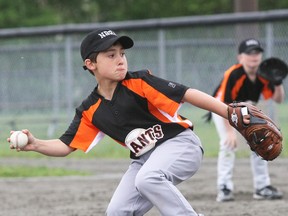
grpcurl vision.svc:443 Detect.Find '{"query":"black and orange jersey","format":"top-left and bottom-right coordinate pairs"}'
top-left (60, 70), bottom-right (192, 158)
top-left (213, 64), bottom-right (274, 104)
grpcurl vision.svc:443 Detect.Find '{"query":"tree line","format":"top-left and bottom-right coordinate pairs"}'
top-left (0, 0), bottom-right (287, 28)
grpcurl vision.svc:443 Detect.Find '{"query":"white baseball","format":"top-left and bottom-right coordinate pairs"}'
top-left (10, 131), bottom-right (28, 148)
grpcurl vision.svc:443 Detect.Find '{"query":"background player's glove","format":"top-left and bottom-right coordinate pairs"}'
top-left (227, 102), bottom-right (282, 161)
top-left (258, 57), bottom-right (288, 86)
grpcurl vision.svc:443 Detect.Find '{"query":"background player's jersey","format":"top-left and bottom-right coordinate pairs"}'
top-left (60, 70), bottom-right (192, 158)
top-left (213, 64), bottom-right (274, 104)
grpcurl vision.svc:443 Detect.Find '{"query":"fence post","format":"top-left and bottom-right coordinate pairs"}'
top-left (47, 50), bottom-right (60, 137)
top-left (65, 36), bottom-right (74, 121)
top-left (158, 29), bottom-right (166, 78)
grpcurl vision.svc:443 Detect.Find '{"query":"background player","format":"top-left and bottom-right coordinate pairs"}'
top-left (7, 28), bottom-right (238, 216)
top-left (210, 38), bottom-right (285, 202)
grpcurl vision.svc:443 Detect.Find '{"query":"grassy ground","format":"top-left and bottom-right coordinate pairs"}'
top-left (0, 102), bottom-right (287, 177)
top-left (0, 165), bottom-right (90, 177)
top-left (0, 102), bottom-right (287, 159)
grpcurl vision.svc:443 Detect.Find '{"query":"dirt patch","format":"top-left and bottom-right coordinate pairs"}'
top-left (0, 157), bottom-right (287, 216)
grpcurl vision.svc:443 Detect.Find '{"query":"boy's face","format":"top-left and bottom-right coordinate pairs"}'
top-left (93, 43), bottom-right (128, 81)
top-left (238, 50), bottom-right (263, 74)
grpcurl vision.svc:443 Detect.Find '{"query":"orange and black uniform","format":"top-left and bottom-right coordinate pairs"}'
top-left (60, 70), bottom-right (192, 158)
top-left (213, 64), bottom-right (274, 103)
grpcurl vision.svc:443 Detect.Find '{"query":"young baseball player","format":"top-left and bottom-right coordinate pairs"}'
top-left (210, 38), bottom-right (285, 202)
top-left (9, 28), bottom-right (239, 216)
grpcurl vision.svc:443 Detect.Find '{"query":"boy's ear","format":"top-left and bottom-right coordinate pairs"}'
top-left (84, 59), bottom-right (97, 71)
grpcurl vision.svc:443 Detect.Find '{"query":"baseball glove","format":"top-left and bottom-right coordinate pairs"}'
top-left (227, 102), bottom-right (282, 161)
top-left (258, 57), bottom-right (288, 85)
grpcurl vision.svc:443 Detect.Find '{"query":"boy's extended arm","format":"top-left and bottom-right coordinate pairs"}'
top-left (183, 88), bottom-right (228, 119)
top-left (9, 129), bottom-right (75, 157)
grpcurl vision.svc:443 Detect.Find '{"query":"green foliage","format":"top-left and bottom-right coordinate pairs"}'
top-left (259, 0), bottom-right (288, 10)
top-left (0, 0), bottom-right (288, 28)
top-left (96, 0), bottom-right (233, 21)
top-left (0, 0), bottom-right (99, 28)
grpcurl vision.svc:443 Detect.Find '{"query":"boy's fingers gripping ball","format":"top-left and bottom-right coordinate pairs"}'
top-left (10, 131), bottom-right (28, 148)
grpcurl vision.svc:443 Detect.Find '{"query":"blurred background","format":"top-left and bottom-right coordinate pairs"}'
top-left (0, 0), bottom-right (288, 157)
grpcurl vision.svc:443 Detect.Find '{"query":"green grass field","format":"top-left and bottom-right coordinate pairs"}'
top-left (0, 102), bottom-right (287, 177)
top-left (0, 102), bottom-right (287, 159)
top-left (0, 103), bottom-right (288, 158)
top-left (0, 165), bottom-right (90, 177)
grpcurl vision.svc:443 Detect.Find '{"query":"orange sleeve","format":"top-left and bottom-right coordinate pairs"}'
top-left (69, 99), bottom-right (103, 152)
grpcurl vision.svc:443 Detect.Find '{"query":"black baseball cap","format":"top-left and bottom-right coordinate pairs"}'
top-left (238, 38), bottom-right (264, 54)
top-left (80, 28), bottom-right (134, 61)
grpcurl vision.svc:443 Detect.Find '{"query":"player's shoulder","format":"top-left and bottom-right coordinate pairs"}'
top-left (226, 64), bottom-right (243, 73)
top-left (225, 64), bottom-right (245, 78)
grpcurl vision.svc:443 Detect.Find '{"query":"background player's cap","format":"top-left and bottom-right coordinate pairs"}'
top-left (238, 38), bottom-right (264, 54)
top-left (80, 28), bottom-right (134, 61)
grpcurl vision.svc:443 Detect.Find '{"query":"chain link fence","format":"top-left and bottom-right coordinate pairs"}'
top-left (0, 10), bottom-right (288, 137)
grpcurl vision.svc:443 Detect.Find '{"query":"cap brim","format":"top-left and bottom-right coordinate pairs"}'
top-left (96, 36), bottom-right (134, 52)
top-left (244, 46), bottom-right (264, 53)
top-left (117, 36), bottom-right (134, 49)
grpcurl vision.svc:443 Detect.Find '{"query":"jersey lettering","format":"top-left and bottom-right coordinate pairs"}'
top-left (129, 141), bottom-right (144, 153)
top-left (125, 125), bottom-right (164, 156)
top-left (153, 125), bottom-right (164, 139)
